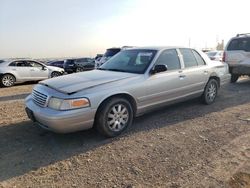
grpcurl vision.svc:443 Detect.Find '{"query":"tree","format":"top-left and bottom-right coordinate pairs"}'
top-left (216, 40), bottom-right (224, 50)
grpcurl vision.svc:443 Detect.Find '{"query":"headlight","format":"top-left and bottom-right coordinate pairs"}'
top-left (48, 97), bottom-right (90, 110)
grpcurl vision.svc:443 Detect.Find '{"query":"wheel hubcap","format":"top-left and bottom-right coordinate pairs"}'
top-left (107, 104), bottom-right (129, 132)
top-left (76, 68), bottom-right (82, 72)
top-left (2, 75), bottom-right (14, 86)
top-left (52, 72), bottom-right (60, 77)
top-left (207, 83), bottom-right (216, 101)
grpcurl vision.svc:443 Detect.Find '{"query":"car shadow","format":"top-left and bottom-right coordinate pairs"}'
top-left (0, 93), bottom-right (30, 102)
top-left (0, 79), bottom-right (250, 182)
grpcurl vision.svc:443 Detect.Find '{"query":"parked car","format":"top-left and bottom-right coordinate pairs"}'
top-left (224, 33), bottom-right (250, 83)
top-left (94, 54), bottom-right (103, 60)
top-left (63, 58), bottom-right (94, 73)
top-left (48, 60), bottom-right (64, 68)
top-left (95, 48), bottom-right (121, 68)
top-left (206, 51), bottom-right (223, 61)
top-left (25, 47), bottom-right (231, 137)
top-left (0, 59), bottom-right (64, 87)
top-left (75, 58), bottom-right (95, 72)
top-left (63, 59), bottom-right (76, 74)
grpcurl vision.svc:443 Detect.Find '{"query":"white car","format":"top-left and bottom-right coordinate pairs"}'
top-left (224, 33), bottom-right (250, 82)
top-left (0, 59), bottom-right (64, 87)
top-left (206, 51), bottom-right (223, 61)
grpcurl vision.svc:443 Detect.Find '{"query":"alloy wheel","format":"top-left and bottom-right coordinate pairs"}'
top-left (206, 82), bottom-right (217, 102)
top-left (107, 104), bottom-right (129, 132)
top-left (51, 72), bottom-right (61, 78)
top-left (2, 75), bottom-right (15, 87)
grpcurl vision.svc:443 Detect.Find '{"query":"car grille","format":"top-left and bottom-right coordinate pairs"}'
top-left (32, 90), bottom-right (48, 107)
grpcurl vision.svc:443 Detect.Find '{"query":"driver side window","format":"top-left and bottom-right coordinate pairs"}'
top-left (155, 49), bottom-right (181, 71)
top-left (28, 61), bottom-right (43, 68)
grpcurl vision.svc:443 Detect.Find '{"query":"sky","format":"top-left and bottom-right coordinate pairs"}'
top-left (0, 0), bottom-right (249, 58)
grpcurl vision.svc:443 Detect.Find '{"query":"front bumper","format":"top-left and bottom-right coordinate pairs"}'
top-left (25, 95), bottom-right (96, 133)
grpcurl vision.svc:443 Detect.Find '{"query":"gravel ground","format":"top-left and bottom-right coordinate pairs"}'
top-left (0, 78), bottom-right (250, 188)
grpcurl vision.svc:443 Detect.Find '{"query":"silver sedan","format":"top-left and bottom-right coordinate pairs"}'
top-left (25, 47), bottom-right (231, 137)
top-left (0, 59), bottom-right (64, 87)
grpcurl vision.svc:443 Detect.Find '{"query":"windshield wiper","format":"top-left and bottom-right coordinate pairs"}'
top-left (97, 67), bottom-right (127, 72)
top-left (97, 67), bottom-right (108, 71)
top-left (105, 68), bottom-right (127, 72)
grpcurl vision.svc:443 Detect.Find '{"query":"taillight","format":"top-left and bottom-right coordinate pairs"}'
top-left (222, 51), bottom-right (226, 62)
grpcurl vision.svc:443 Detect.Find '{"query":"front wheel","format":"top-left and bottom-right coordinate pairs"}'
top-left (202, 79), bottom-right (218, 105)
top-left (51, 71), bottom-right (62, 78)
top-left (95, 97), bottom-right (134, 137)
top-left (1, 74), bottom-right (16, 87)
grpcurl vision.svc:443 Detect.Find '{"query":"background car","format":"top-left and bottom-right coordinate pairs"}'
top-left (0, 59), bottom-right (64, 87)
top-left (48, 60), bottom-right (64, 68)
top-left (206, 51), bottom-right (223, 61)
top-left (95, 48), bottom-right (121, 68)
top-left (75, 58), bottom-right (95, 72)
top-left (224, 33), bottom-right (250, 83)
top-left (25, 47), bottom-right (231, 137)
top-left (63, 59), bottom-right (76, 74)
top-left (63, 58), bottom-right (94, 73)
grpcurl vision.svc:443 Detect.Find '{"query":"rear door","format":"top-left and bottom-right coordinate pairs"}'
top-left (178, 48), bottom-right (209, 95)
top-left (226, 37), bottom-right (250, 65)
top-left (8, 61), bottom-right (32, 80)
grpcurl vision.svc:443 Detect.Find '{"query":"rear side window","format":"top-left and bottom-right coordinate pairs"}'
top-left (227, 38), bottom-right (250, 52)
top-left (179, 49), bottom-right (198, 68)
top-left (9, 61), bottom-right (29, 67)
top-left (155, 49), bottom-right (181, 71)
top-left (193, 50), bottom-right (206, 66)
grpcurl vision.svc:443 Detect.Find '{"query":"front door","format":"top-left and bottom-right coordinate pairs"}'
top-left (27, 61), bottom-right (49, 80)
top-left (140, 49), bottom-right (184, 108)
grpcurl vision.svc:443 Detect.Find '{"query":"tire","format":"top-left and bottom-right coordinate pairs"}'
top-left (95, 97), bottom-right (134, 137)
top-left (230, 74), bottom-right (239, 83)
top-left (202, 79), bottom-right (218, 105)
top-left (51, 71), bottom-right (61, 78)
top-left (76, 67), bottom-right (84, 72)
top-left (0, 74), bottom-right (16, 87)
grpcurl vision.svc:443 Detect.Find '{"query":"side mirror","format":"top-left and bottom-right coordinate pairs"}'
top-left (42, 66), bottom-right (47, 71)
top-left (151, 64), bottom-right (168, 74)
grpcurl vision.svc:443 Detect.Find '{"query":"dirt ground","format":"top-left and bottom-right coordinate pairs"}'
top-left (0, 78), bottom-right (250, 188)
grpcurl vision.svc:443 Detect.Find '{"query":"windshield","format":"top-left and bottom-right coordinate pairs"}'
top-left (100, 49), bottom-right (157, 74)
top-left (227, 38), bottom-right (250, 52)
top-left (0, 60), bottom-right (5, 64)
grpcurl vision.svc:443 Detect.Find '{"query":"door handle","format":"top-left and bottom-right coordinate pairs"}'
top-left (204, 70), bottom-right (209, 74)
top-left (12, 69), bottom-right (16, 71)
top-left (30, 69), bottom-right (35, 71)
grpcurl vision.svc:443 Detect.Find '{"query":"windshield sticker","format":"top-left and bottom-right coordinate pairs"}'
top-left (139, 52), bottom-right (153, 56)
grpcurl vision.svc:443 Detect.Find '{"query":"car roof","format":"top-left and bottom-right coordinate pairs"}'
top-left (124, 46), bottom-right (188, 51)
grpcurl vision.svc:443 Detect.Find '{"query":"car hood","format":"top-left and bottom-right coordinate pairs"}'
top-left (47, 65), bottom-right (64, 72)
top-left (39, 70), bottom-right (139, 94)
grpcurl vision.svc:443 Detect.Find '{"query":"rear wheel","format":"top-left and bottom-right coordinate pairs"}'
top-left (0, 74), bottom-right (15, 87)
top-left (76, 67), bottom-right (84, 72)
top-left (51, 71), bottom-right (61, 78)
top-left (95, 97), bottom-right (134, 137)
top-left (202, 79), bottom-right (218, 105)
top-left (230, 74), bottom-right (239, 83)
